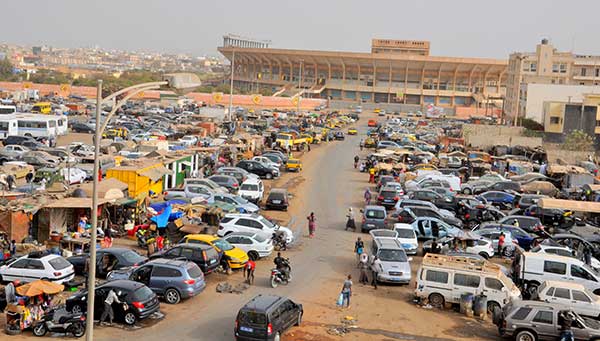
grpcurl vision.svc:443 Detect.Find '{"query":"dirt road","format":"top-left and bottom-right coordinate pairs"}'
top-left (7, 113), bottom-right (500, 340)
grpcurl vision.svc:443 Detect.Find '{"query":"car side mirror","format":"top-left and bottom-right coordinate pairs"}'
top-left (408, 257), bottom-right (413, 262)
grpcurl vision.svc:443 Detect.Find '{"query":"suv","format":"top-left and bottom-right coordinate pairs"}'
top-left (239, 178), bottom-right (264, 203)
top-left (106, 258), bottom-right (206, 304)
top-left (236, 160), bottom-right (279, 179)
top-left (371, 237), bottom-right (412, 284)
top-left (218, 213), bottom-right (294, 244)
top-left (235, 294), bottom-right (303, 341)
top-left (149, 243), bottom-right (221, 274)
top-left (265, 188), bottom-right (289, 211)
top-left (0, 252), bottom-right (75, 284)
top-left (498, 300), bottom-right (600, 341)
top-left (361, 205), bottom-right (387, 233)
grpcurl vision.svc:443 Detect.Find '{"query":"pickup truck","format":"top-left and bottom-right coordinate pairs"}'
top-left (276, 133), bottom-right (309, 150)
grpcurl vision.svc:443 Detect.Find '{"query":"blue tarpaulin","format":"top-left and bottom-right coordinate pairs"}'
top-left (150, 205), bottom-right (172, 228)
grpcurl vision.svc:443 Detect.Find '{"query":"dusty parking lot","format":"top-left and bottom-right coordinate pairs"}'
top-left (2, 112), bottom-right (502, 340)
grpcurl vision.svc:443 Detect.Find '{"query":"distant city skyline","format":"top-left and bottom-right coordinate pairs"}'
top-left (1, 0), bottom-right (599, 58)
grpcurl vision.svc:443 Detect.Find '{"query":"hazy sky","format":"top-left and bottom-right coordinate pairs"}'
top-left (2, 0), bottom-right (598, 59)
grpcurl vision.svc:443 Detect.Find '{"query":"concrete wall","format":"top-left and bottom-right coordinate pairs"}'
top-left (328, 100), bottom-right (457, 115)
top-left (525, 83), bottom-right (600, 123)
top-left (463, 124), bottom-right (543, 148)
top-left (545, 144), bottom-right (590, 164)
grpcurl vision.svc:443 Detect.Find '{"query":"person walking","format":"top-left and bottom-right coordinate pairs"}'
top-left (244, 259), bottom-right (256, 285)
top-left (354, 237), bottom-right (364, 265)
top-left (498, 232), bottom-right (506, 257)
top-left (307, 212), bottom-right (316, 238)
top-left (340, 275), bottom-right (353, 308)
top-left (359, 252), bottom-right (369, 284)
top-left (558, 310), bottom-right (574, 341)
top-left (345, 207), bottom-right (356, 231)
top-left (364, 188), bottom-right (372, 205)
top-left (368, 167), bottom-right (376, 183)
top-left (359, 139), bottom-right (364, 151)
top-left (100, 289), bottom-right (122, 326)
top-left (370, 255), bottom-right (382, 289)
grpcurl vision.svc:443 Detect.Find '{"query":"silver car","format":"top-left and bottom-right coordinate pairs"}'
top-left (371, 238), bottom-right (412, 284)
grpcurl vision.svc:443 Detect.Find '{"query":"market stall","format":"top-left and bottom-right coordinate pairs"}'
top-left (5, 280), bottom-right (64, 335)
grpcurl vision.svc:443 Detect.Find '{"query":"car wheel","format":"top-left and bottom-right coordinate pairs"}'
top-left (295, 311), bottom-right (302, 326)
top-left (515, 329), bottom-right (537, 341)
top-left (462, 188), bottom-right (471, 195)
top-left (124, 311), bottom-right (137, 325)
top-left (71, 304), bottom-right (84, 314)
top-left (165, 288), bottom-right (181, 304)
top-left (478, 252), bottom-right (489, 259)
top-left (69, 321), bottom-right (85, 337)
top-left (428, 293), bottom-right (445, 308)
top-left (248, 251), bottom-right (259, 261)
top-left (487, 301), bottom-right (501, 316)
top-left (274, 332), bottom-right (281, 341)
top-left (266, 173), bottom-right (273, 180)
top-left (32, 322), bottom-right (47, 336)
top-left (526, 281), bottom-right (540, 298)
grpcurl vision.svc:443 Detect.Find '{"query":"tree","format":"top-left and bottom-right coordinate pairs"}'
top-left (563, 129), bottom-right (594, 151)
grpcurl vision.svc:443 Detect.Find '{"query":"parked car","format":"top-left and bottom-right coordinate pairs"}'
top-left (285, 158), bottom-right (302, 172)
top-left (407, 190), bottom-right (456, 211)
top-left (422, 236), bottom-right (495, 259)
top-left (66, 280), bottom-right (160, 325)
top-left (486, 181), bottom-right (522, 193)
top-left (71, 122), bottom-right (95, 133)
top-left (106, 258), bottom-right (205, 304)
top-left (178, 135), bottom-right (198, 146)
top-left (67, 247), bottom-right (147, 278)
top-left (376, 175), bottom-right (395, 192)
top-left (184, 178), bottom-right (228, 194)
top-left (149, 243), bottom-right (221, 274)
top-left (21, 151), bottom-right (60, 168)
top-left (391, 224), bottom-right (419, 255)
top-left (0, 253), bottom-right (74, 284)
top-left (397, 206), bottom-right (463, 228)
top-left (252, 156), bottom-right (281, 170)
top-left (235, 294), bottom-right (303, 341)
top-left (179, 234), bottom-right (249, 269)
top-left (236, 160), bottom-right (279, 179)
top-left (223, 231), bottom-right (274, 260)
top-left (60, 167), bottom-right (87, 184)
top-left (377, 188), bottom-right (400, 209)
top-left (461, 179), bottom-right (493, 195)
top-left (208, 175), bottom-right (239, 194)
top-left (533, 280), bottom-right (600, 318)
top-left (217, 213), bottom-right (294, 244)
top-left (497, 300), bottom-right (600, 341)
top-left (213, 193), bottom-right (260, 213)
top-left (3, 135), bottom-right (42, 148)
top-left (238, 177), bottom-right (264, 203)
top-left (0, 145), bottom-right (30, 160)
top-left (361, 205), bottom-right (387, 233)
top-left (409, 217), bottom-right (461, 239)
top-left (473, 223), bottom-right (535, 250)
top-left (370, 237), bottom-right (412, 284)
top-left (498, 215), bottom-right (544, 234)
top-left (333, 131), bottom-right (345, 140)
top-left (478, 191), bottom-right (516, 209)
top-left (265, 188), bottom-right (289, 211)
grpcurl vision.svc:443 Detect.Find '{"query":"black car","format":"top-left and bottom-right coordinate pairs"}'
top-left (235, 294), bottom-right (303, 341)
top-left (408, 190), bottom-right (456, 211)
top-left (66, 280), bottom-right (159, 325)
top-left (236, 160), bottom-right (278, 179)
top-left (265, 188), bottom-right (289, 211)
top-left (486, 181), bottom-right (522, 193)
top-left (377, 189), bottom-right (399, 209)
top-left (3, 135), bottom-right (43, 149)
top-left (333, 131), bottom-right (345, 140)
top-left (208, 175), bottom-right (239, 193)
top-left (70, 122), bottom-right (95, 133)
top-left (67, 247), bottom-right (147, 278)
top-left (149, 243), bottom-right (221, 274)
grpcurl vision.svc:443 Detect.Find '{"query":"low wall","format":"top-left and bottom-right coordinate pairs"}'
top-left (463, 124), bottom-right (542, 148)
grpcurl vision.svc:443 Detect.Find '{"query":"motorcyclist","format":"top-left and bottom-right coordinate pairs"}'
top-left (273, 252), bottom-right (290, 281)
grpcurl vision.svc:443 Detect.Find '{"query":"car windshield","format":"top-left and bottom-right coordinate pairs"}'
top-left (241, 184), bottom-right (258, 191)
top-left (396, 229), bottom-right (416, 239)
top-left (121, 250), bottom-right (145, 264)
top-left (258, 216), bottom-right (275, 229)
top-left (187, 263), bottom-right (203, 279)
top-left (232, 196), bottom-right (249, 204)
top-left (48, 257), bottom-right (71, 270)
top-left (379, 249), bottom-right (407, 262)
top-left (239, 311), bottom-right (267, 325)
top-left (213, 238), bottom-right (234, 251)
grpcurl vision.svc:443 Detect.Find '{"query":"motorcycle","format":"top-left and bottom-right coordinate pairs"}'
top-left (32, 307), bottom-right (86, 337)
top-left (136, 228), bottom-right (154, 248)
top-left (272, 232), bottom-right (287, 251)
top-left (270, 259), bottom-right (291, 288)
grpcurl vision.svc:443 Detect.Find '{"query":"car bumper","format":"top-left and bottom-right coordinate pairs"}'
top-left (361, 223), bottom-right (385, 231)
top-left (137, 303), bottom-right (160, 320)
top-left (377, 273), bottom-right (411, 284)
top-left (235, 332), bottom-right (276, 341)
top-left (54, 273), bottom-right (75, 284)
top-left (229, 260), bottom-right (248, 269)
top-left (183, 281), bottom-right (206, 298)
top-left (402, 247), bottom-right (418, 255)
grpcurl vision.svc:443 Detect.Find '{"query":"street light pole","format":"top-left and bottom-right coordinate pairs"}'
top-left (297, 60), bottom-right (303, 114)
top-left (228, 49), bottom-right (236, 121)
top-left (86, 79), bottom-right (102, 341)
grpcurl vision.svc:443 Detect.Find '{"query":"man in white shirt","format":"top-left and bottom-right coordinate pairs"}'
top-left (100, 289), bottom-right (122, 326)
top-left (370, 255), bottom-right (383, 289)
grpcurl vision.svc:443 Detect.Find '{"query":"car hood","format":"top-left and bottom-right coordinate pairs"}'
top-left (106, 267), bottom-right (133, 281)
top-left (380, 261), bottom-right (411, 273)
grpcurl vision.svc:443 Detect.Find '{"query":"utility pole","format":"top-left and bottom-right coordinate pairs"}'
top-left (228, 49), bottom-right (235, 121)
top-left (297, 60), bottom-right (303, 114)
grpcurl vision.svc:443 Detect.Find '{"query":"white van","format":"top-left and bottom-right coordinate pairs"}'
top-left (517, 252), bottom-right (600, 295)
top-left (415, 254), bottom-right (521, 312)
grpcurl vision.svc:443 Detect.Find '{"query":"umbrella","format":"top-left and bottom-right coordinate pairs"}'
top-left (16, 280), bottom-right (64, 297)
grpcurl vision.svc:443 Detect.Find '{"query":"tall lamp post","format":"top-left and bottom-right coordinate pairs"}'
top-left (228, 48), bottom-right (236, 122)
top-left (86, 73), bottom-right (201, 341)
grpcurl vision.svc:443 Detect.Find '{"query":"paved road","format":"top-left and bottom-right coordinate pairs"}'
top-left (92, 120), bottom-right (367, 341)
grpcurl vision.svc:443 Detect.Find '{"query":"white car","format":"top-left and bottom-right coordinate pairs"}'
top-left (3, 145), bottom-right (30, 158)
top-left (392, 223), bottom-right (419, 255)
top-left (535, 280), bottom-right (600, 318)
top-left (252, 156), bottom-right (280, 171)
top-left (223, 231), bottom-right (274, 260)
top-left (532, 243), bottom-right (600, 272)
top-left (0, 253), bottom-right (75, 284)
top-left (61, 167), bottom-right (87, 185)
top-left (178, 135), bottom-right (198, 146)
top-left (238, 178), bottom-right (264, 203)
top-left (217, 213), bottom-right (294, 244)
top-left (382, 182), bottom-right (405, 196)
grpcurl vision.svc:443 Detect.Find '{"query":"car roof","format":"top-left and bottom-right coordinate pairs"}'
top-left (501, 215), bottom-right (538, 221)
top-left (241, 294), bottom-right (286, 312)
top-left (541, 280), bottom-right (587, 290)
top-left (269, 188), bottom-right (287, 193)
top-left (509, 300), bottom-right (570, 310)
top-left (172, 243), bottom-right (213, 250)
top-left (185, 234), bottom-right (218, 242)
top-left (522, 251), bottom-right (581, 263)
top-left (242, 178), bottom-right (261, 185)
top-left (364, 205), bottom-right (386, 210)
top-left (98, 279), bottom-right (146, 291)
top-left (147, 258), bottom-right (190, 267)
top-left (100, 247), bottom-right (135, 255)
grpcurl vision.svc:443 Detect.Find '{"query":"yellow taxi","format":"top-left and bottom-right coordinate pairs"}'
top-left (181, 234), bottom-right (248, 269)
top-left (373, 108), bottom-right (382, 113)
top-left (364, 137), bottom-right (377, 148)
top-left (347, 128), bottom-right (358, 135)
top-left (300, 133), bottom-right (313, 144)
top-left (286, 158), bottom-right (303, 172)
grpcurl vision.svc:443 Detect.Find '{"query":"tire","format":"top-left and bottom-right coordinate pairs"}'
top-left (295, 311), bottom-right (302, 326)
top-left (274, 332), bottom-right (281, 341)
top-left (526, 281), bottom-right (540, 299)
top-left (266, 173), bottom-right (273, 180)
top-left (428, 293), bottom-right (445, 308)
top-left (270, 276), bottom-right (278, 288)
top-left (69, 321), bottom-right (85, 337)
top-left (71, 304), bottom-right (84, 314)
top-left (165, 288), bottom-right (181, 304)
top-left (248, 251), bottom-right (259, 261)
top-left (515, 329), bottom-right (537, 341)
top-left (32, 323), bottom-right (47, 337)
top-left (462, 188), bottom-right (471, 195)
top-left (487, 301), bottom-right (501, 316)
top-left (478, 252), bottom-right (489, 259)
top-left (124, 311), bottom-right (137, 325)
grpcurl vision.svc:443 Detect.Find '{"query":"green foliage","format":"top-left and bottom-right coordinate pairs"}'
top-left (520, 117), bottom-right (544, 131)
top-left (0, 58), bottom-right (13, 78)
top-left (563, 129), bottom-right (594, 151)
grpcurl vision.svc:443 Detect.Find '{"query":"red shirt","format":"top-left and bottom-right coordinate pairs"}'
top-left (498, 235), bottom-right (505, 246)
top-left (245, 260), bottom-right (256, 271)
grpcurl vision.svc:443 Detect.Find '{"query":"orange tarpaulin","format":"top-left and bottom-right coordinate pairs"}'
top-left (16, 280), bottom-right (64, 296)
